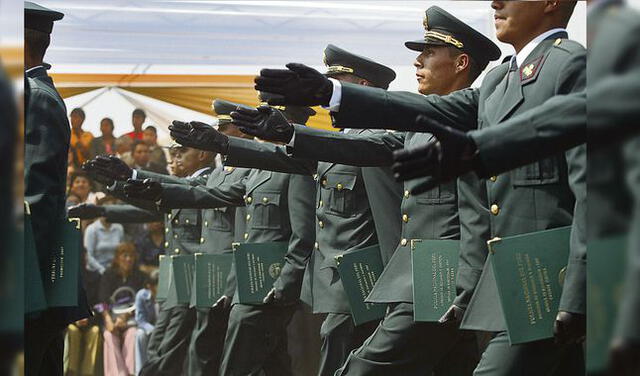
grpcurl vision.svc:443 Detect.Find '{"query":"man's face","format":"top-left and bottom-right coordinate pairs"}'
top-left (132, 114), bottom-right (145, 129)
top-left (70, 112), bottom-right (84, 130)
top-left (143, 129), bottom-right (157, 146)
top-left (70, 176), bottom-right (90, 198)
top-left (414, 46), bottom-right (460, 95)
top-left (133, 143), bottom-right (150, 166)
top-left (492, 1), bottom-right (546, 46)
top-left (100, 120), bottom-right (113, 137)
top-left (175, 147), bottom-right (201, 175)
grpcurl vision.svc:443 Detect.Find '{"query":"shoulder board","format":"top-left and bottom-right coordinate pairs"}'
top-left (551, 38), bottom-right (586, 54)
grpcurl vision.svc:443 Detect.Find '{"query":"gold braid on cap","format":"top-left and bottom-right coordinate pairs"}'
top-left (259, 101), bottom-right (286, 111)
top-left (325, 65), bottom-right (354, 74)
top-left (217, 115), bottom-right (232, 121)
top-left (424, 30), bottom-right (464, 49)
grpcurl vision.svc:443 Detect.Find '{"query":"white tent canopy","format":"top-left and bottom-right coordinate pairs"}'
top-left (64, 87), bottom-right (215, 146)
top-left (41, 1), bottom-right (586, 91)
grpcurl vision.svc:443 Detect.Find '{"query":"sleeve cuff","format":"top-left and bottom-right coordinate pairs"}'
top-left (132, 169), bottom-right (138, 180)
top-left (323, 78), bottom-right (342, 112)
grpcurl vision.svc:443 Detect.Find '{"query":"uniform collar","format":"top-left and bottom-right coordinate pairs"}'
top-left (513, 28), bottom-right (567, 68)
top-left (190, 167), bottom-right (210, 178)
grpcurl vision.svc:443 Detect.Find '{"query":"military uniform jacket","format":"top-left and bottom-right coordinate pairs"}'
top-left (160, 168), bottom-right (316, 303)
top-left (224, 136), bottom-right (389, 314)
top-left (25, 66), bottom-right (90, 325)
top-left (107, 168), bottom-right (212, 255)
top-left (331, 32), bottom-right (586, 328)
top-left (290, 127), bottom-right (459, 304)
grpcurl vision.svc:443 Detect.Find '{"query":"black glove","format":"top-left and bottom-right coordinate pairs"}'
top-left (82, 160), bottom-right (115, 186)
top-left (85, 155), bottom-right (133, 183)
top-left (392, 115), bottom-right (480, 195)
top-left (123, 178), bottom-right (163, 201)
top-left (67, 203), bottom-right (106, 219)
top-left (438, 305), bottom-right (465, 325)
top-left (212, 295), bottom-right (232, 313)
top-left (168, 120), bottom-right (230, 153)
top-left (609, 338), bottom-right (640, 376)
top-left (254, 63), bottom-right (333, 107)
top-left (231, 105), bottom-right (294, 143)
top-left (553, 311), bottom-right (586, 345)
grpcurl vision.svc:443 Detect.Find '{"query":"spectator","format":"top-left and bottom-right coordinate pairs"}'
top-left (99, 243), bottom-right (145, 376)
top-left (142, 126), bottom-right (168, 171)
top-left (89, 117), bottom-right (116, 159)
top-left (134, 272), bottom-right (158, 376)
top-left (131, 140), bottom-right (167, 175)
top-left (67, 171), bottom-right (101, 206)
top-left (84, 196), bottom-right (125, 275)
top-left (135, 221), bottom-right (165, 274)
top-left (66, 317), bottom-right (101, 376)
top-left (125, 108), bottom-right (146, 141)
top-left (115, 135), bottom-right (134, 167)
top-left (69, 108), bottom-right (94, 168)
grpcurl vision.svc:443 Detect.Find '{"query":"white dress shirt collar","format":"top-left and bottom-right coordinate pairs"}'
top-left (190, 167), bottom-right (210, 178)
top-left (513, 28), bottom-right (567, 68)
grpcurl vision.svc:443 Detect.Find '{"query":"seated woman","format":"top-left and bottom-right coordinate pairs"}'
top-left (84, 196), bottom-right (125, 275)
top-left (99, 243), bottom-right (145, 376)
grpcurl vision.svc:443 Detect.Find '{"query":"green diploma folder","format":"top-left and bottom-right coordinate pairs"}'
top-left (156, 255), bottom-right (170, 302)
top-left (192, 253), bottom-right (234, 308)
top-left (165, 255), bottom-right (195, 308)
top-left (490, 226), bottom-right (571, 345)
top-left (233, 242), bottom-right (288, 304)
top-left (411, 239), bottom-right (460, 322)
top-left (24, 202), bottom-right (82, 311)
top-left (586, 235), bottom-right (627, 373)
top-left (44, 217), bottom-right (82, 308)
top-left (24, 203), bottom-right (47, 314)
top-left (335, 244), bottom-right (386, 325)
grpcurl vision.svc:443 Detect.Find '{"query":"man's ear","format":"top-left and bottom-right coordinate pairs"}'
top-left (455, 53), bottom-right (470, 74)
top-left (543, 0), bottom-right (561, 15)
top-left (359, 79), bottom-right (372, 87)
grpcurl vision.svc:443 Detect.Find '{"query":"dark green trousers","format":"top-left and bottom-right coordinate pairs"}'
top-left (219, 303), bottom-right (297, 376)
top-left (336, 302), bottom-right (478, 375)
top-left (472, 331), bottom-right (584, 376)
top-left (319, 313), bottom-right (378, 376)
top-left (140, 305), bottom-right (196, 376)
top-left (187, 307), bottom-right (230, 376)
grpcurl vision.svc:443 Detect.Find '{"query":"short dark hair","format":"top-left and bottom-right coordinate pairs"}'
top-left (132, 139), bottom-right (148, 152)
top-left (101, 117), bottom-right (114, 129)
top-left (446, 47), bottom-right (482, 84)
top-left (25, 28), bottom-right (50, 61)
top-left (144, 125), bottom-right (157, 134)
top-left (68, 170), bottom-right (93, 192)
top-left (132, 108), bottom-right (146, 119)
top-left (71, 107), bottom-right (86, 120)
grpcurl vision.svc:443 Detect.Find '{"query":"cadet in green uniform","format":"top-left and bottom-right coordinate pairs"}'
top-left (25, 3), bottom-right (91, 374)
top-left (124, 101), bottom-right (254, 376)
top-left (172, 48), bottom-right (403, 375)
top-left (81, 146), bottom-right (214, 375)
top-left (254, 1), bottom-right (586, 375)
top-left (234, 8), bottom-right (498, 374)
top-left (134, 106), bottom-right (317, 376)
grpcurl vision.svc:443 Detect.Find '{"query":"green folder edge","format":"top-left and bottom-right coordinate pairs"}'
top-left (334, 246), bottom-right (386, 326)
top-left (410, 239), bottom-right (459, 322)
top-left (233, 241), bottom-right (288, 305)
top-left (489, 227), bottom-right (571, 346)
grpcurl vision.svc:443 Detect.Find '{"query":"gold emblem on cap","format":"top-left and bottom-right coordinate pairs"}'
top-left (423, 13), bottom-right (429, 30)
top-left (522, 64), bottom-right (535, 78)
top-left (326, 65), bottom-right (354, 75)
top-left (322, 50), bottom-right (328, 66)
